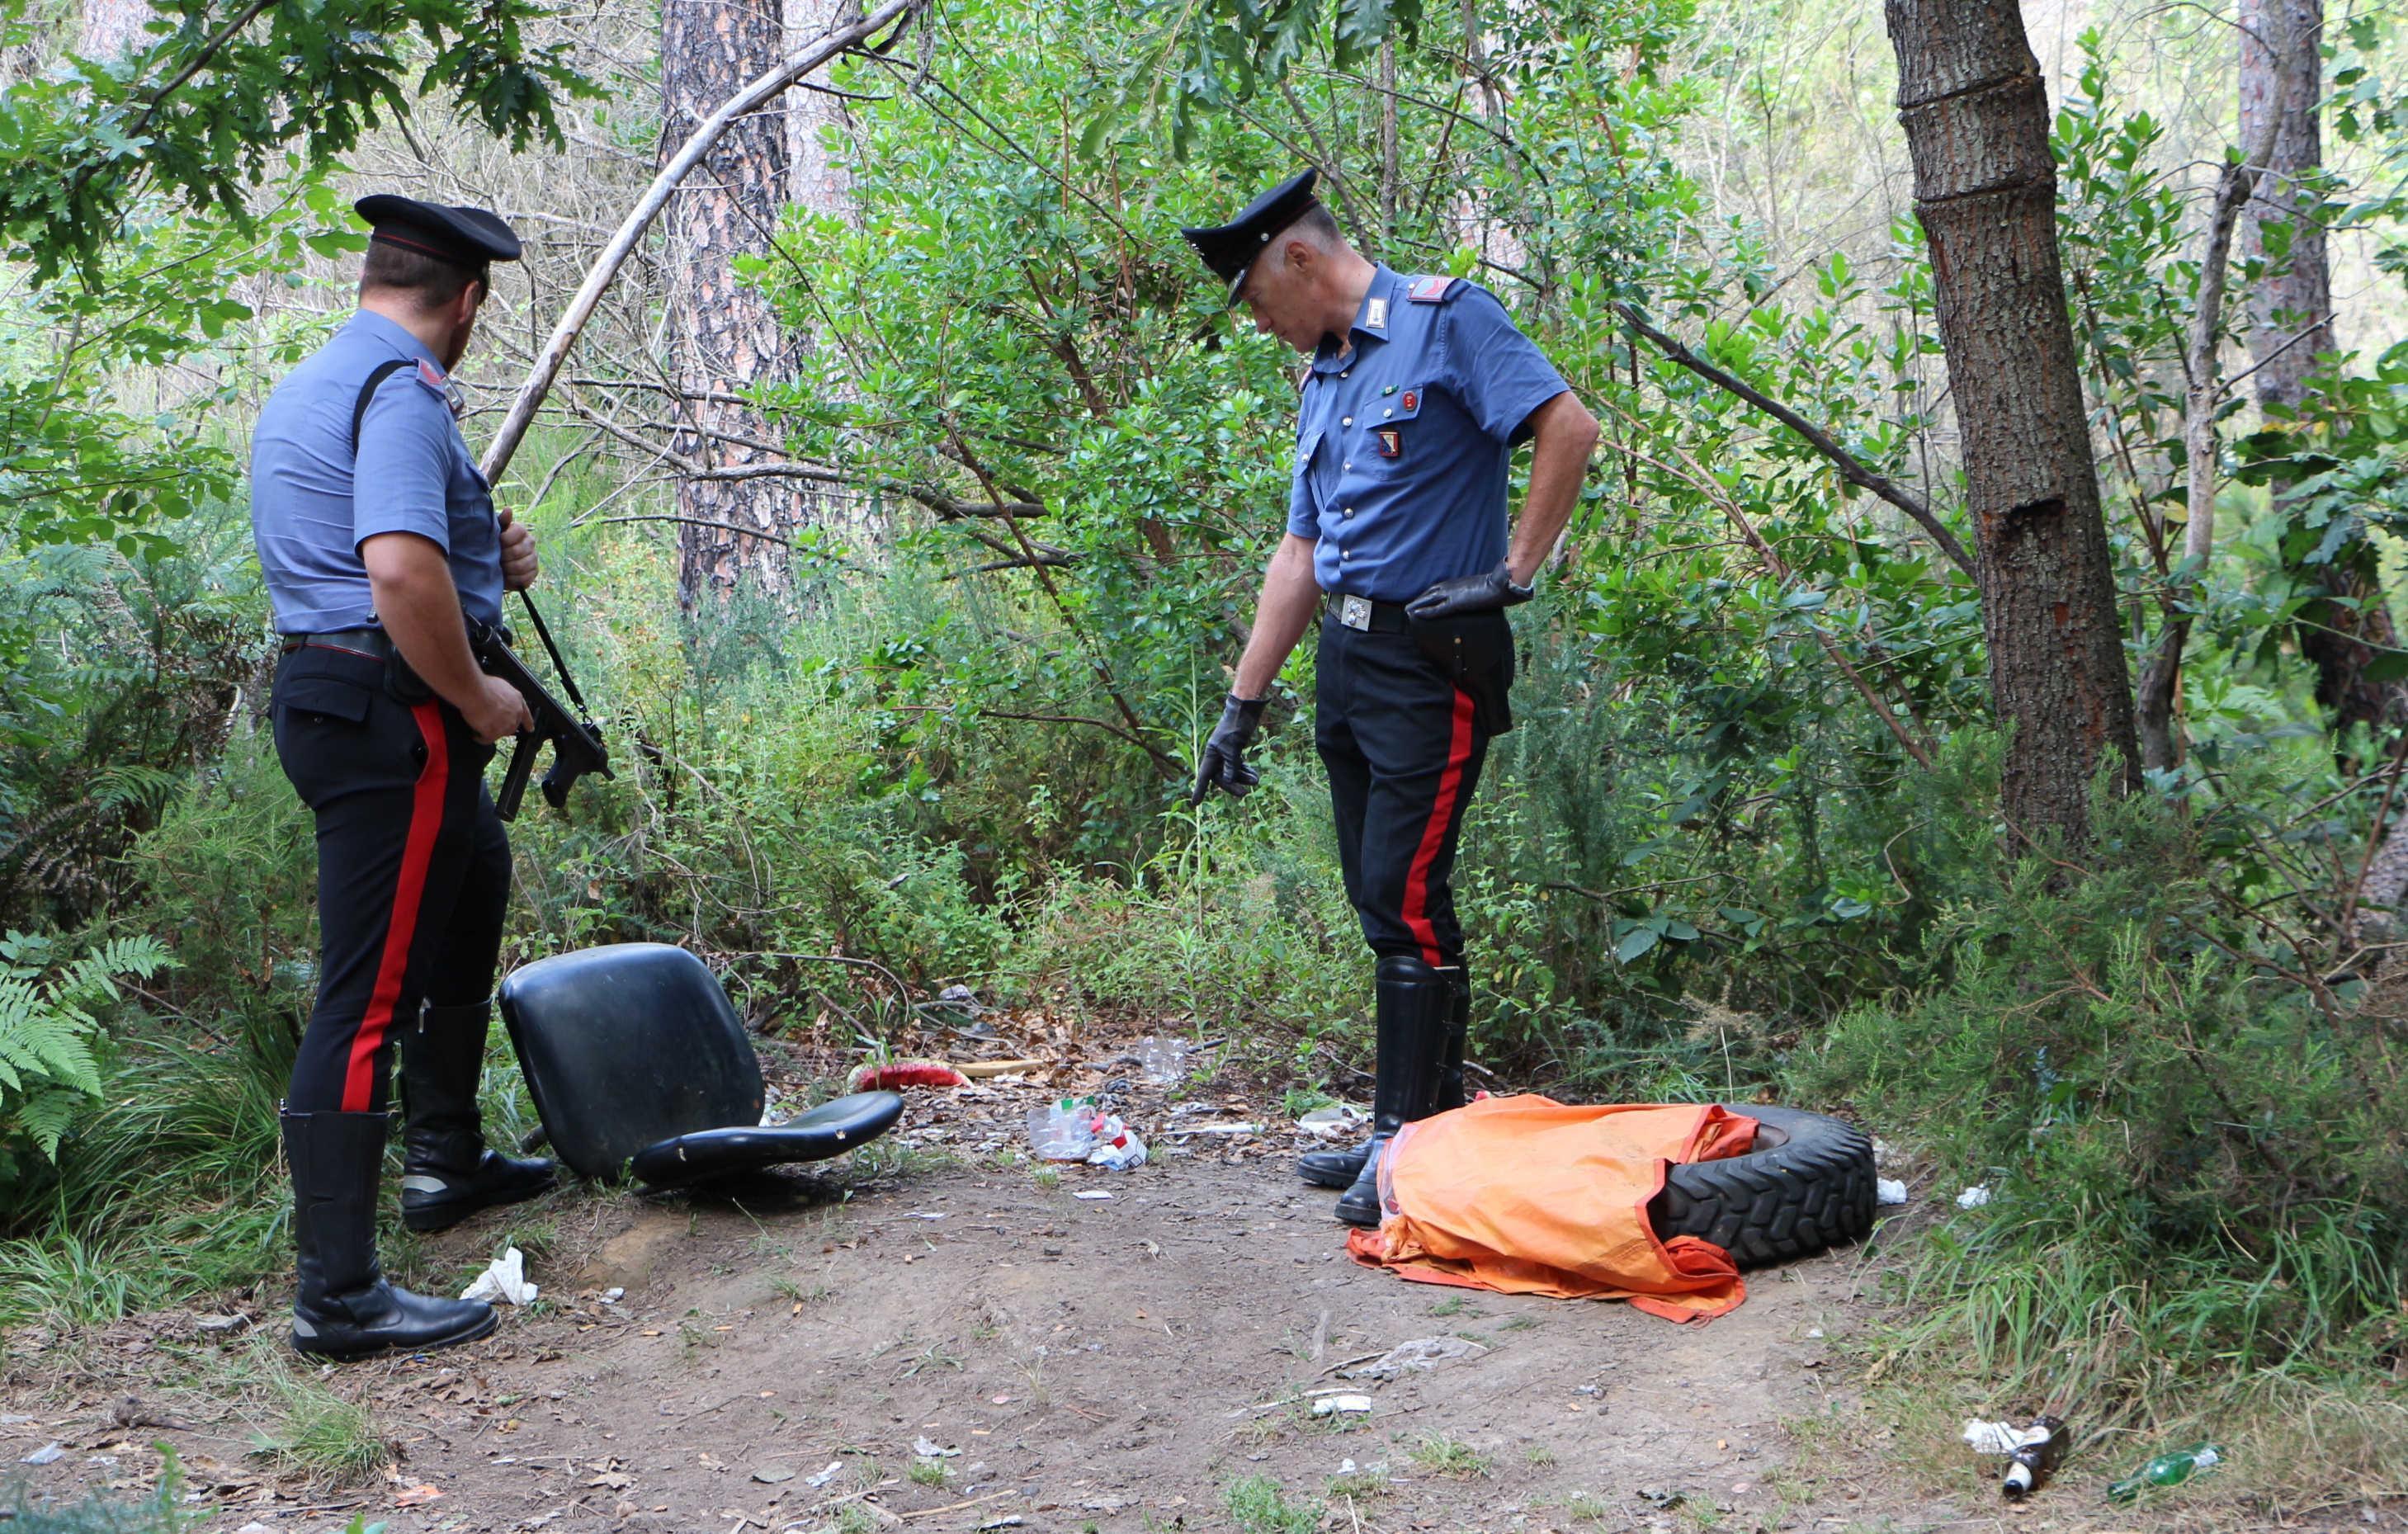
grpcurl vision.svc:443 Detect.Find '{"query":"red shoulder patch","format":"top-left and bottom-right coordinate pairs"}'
top-left (1407, 275), bottom-right (1458, 304)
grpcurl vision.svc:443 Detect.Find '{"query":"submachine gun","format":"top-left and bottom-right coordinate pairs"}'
top-left (469, 599), bottom-right (611, 821)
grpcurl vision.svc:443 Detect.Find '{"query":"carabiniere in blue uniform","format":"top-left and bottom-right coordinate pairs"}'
top-left (248, 194), bottom-right (555, 1363)
top-left (1183, 168), bottom-right (1595, 1228)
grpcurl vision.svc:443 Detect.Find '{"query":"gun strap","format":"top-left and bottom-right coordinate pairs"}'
top-left (349, 359), bottom-right (415, 457)
top-left (517, 591), bottom-right (593, 719)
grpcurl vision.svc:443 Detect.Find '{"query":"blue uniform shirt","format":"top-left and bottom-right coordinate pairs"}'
top-left (249, 310), bottom-right (504, 635)
top-left (1287, 267), bottom-right (1569, 602)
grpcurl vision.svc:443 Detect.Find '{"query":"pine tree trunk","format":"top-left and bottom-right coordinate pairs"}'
top-left (1883, 0), bottom-right (2140, 847)
top-left (663, 0), bottom-right (801, 607)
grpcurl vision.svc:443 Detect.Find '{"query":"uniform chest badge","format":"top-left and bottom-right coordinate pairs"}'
top-left (1375, 427), bottom-right (1401, 459)
top-left (1400, 389), bottom-right (1418, 412)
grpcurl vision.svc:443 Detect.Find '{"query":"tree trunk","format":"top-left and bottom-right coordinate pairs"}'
top-left (2237, 0), bottom-right (2401, 747)
top-left (663, 0), bottom-right (802, 607)
top-left (1883, 0), bottom-right (2140, 847)
top-left (78, 0), bottom-right (151, 58)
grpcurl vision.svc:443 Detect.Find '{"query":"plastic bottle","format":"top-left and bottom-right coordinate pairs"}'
top-left (2106, 1442), bottom-right (2221, 1502)
top-left (2000, 1416), bottom-right (2067, 1499)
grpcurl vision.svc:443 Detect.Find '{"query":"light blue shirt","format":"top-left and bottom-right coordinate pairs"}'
top-left (249, 310), bottom-right (504, 635)
top-left (1287, 267), bottom-right (1570, 602)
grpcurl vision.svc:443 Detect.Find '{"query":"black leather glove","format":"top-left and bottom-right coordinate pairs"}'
top-left (1404, 562), bottom-right (1535, 621)
top-left (1189, 694), bottom-right (1269, 806)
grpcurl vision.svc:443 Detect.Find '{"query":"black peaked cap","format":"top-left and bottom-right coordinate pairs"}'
top-left (354, 194), bottom-right (523, 267)
top-left (1179, 168), bottom-right (1321, 306)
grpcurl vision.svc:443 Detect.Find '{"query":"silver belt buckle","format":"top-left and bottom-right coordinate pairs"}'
top-left (1338, 594), bottom-right (1372, 631)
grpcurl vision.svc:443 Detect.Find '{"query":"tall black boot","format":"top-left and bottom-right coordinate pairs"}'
top-left (284, 1108), bottom-right (495, 1359)
top-left (399, 999), bottom-right (555, 1234)
top-left (1299, 966), bottom-right (1471, 1190)
top-left (1334, 956), bottom-right (1454, 1228)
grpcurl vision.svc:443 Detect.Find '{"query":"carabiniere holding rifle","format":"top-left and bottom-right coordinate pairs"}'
top-left (248, 196), bottom-right (604, 1362)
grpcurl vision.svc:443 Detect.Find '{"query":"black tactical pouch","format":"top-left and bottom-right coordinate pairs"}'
top-left (1413, 609), bottom-right (1516, 736)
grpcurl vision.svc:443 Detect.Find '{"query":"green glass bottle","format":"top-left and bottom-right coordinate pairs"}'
top-left (2106, 1442), bottom-right (2221, 1501)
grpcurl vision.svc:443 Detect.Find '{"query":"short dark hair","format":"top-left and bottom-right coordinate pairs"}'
top-left (359, 239), bottom-right (488, 310)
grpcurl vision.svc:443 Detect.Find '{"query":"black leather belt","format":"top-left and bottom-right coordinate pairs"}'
top-left (279, 627), bottom-right (394, 660)
top-left (1323, 592), bottom-right (1413, 633)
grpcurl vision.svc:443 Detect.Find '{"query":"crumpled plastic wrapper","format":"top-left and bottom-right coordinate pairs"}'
top-left (460, 1246), bottom-right (539, 1305)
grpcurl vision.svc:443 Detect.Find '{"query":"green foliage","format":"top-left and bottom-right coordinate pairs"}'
top-left (0, 928), bottom-right (170, 1167)
top-left (1796, 741), bottom-right (2408, 1427)
top-left (0, 0), bottom-right (589, 282)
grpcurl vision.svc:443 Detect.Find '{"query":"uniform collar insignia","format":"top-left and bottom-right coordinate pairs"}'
top-left (1365, 295), bottom-right (1388, 331)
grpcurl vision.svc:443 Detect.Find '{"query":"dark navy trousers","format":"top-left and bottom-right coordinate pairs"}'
top-left (1314, 607), bottom-right (1512, 969)
top-left (270, 644), bottom-right (509, 1115)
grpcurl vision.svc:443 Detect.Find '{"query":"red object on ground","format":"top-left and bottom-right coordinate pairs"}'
top-left (1344, 1096), bottom-right (1759, 1322)
top-left (848, 1061), bottom-right (968, 1092)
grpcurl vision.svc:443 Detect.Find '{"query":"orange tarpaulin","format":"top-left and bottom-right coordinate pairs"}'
top-left (1343, 1096), bottom-right (1759, 1322)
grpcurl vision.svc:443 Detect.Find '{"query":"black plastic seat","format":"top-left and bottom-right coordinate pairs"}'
top-left (498, 942), bottom-right (903, 1185)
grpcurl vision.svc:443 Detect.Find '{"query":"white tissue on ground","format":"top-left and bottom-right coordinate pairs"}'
top-left (460, 1246), bottom-right (539, 1305)
top-left (1956, 1184), bottom-right (1994, 1209)
top-left (1876, 1178), bottom-right (1910, 1206)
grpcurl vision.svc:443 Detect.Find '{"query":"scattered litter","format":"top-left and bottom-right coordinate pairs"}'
top-left (1337, 1459), bottom-right (1356, 1475)
top-left (234, 1523), bottom-right (275, 1533)
top-left (913, 1437), bottom-right (960, 1458)
top-left (1029, 1098), bottom-right (1098, 1160)
top-left (977, 1518), bottom-right (1023, 1531)
top-left (1876, 1178), bottom-right (1910, 1206)
top-left (753, 1466), bottom-right (796, 1484)
top-left (2001, 1416), bottom-right (2069, 1499)
top-left (1962, 1419), bottom-right (2026, 1456)
top-left (1296, 1104), bottom-right (1367, 1140)
top-left (1312, 1395), bottom-right (1374, 1416)
top-left (803, 1461), bottom-right (845, 1489)
top-left (1956, 1185), bottom-right (1993, 1209)
top-left (954, 1058), bottom-right (1046, 1079)
top-left (391, 1484), bottom-right (445, 1508)
top-left (1073, 1190), bottom-right (1113, 1201)
top-left (904, 1211), bottom-right (948, 1220)
top-left (460, 1246), bottom-right (539, 1305)
top-left (1086, 1114), bottom-right (1148, 1171)
top-left (0, 1414), bottom-right (36, 1426)
top-left (20, 1442), bottom-right (64, 1466)
top-left (1345, 1336), bottom-right (1489, 1381)
top-left (938, 983), bottom-right (982, 1014)
top-left (601, 1286), bottom-right (625, 1304)
top-left (2108, 1441), bottom-right (2221, 1501)
top-left (1133, 1036), bottom-right (1190, 1085)
top-left (1635, 1488), bottom-right (1685, 1510)
top-left (1873, 1136), bottom-right (1896, 1165)
top-left (1164, 1122), bottom-right (1261, 1137)
top-left (194, 1311), bottom-right (250, 1333)
top-left (1806, 1326), bottom-right (1824, 1339)
top-left (851, 1060), bottom-right (970, 1093)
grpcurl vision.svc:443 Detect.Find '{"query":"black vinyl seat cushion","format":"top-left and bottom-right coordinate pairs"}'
top-left (630, 1093), bottom-right (906, 1187)
top-left (498, 942), bottom-right (903, 1183)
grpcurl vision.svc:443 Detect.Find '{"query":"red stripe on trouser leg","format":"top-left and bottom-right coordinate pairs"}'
top-left (340, 701), bottom-right (450, 1112)
top-left (1400, 687), bottom-right (1476, 967)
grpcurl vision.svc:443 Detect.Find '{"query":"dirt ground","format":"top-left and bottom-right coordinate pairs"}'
top-left (0, 1034), bottom-right (2121, 1534)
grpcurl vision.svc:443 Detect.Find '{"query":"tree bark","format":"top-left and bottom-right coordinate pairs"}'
top-left (663, 0), bottom-right (805, 607)
top-left (1883, 0), bottom-right (2139, 846)
top-left (2237, 0), bottom-right (2401, 748)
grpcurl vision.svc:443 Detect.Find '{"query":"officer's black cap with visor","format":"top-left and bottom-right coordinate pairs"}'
top-left (1179, 168), bottom-right (1322, 334)
top-left (354, 195), bottom-right (524, 276)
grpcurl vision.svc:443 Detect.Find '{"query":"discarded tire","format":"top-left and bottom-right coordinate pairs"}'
top-left (1647, 1105), bottom-right (1876, 1267)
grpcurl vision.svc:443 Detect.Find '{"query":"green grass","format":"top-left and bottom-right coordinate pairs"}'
top-left (1408, 1434), bottom-right (1490, 1478)
top-left (1221, 1475), bottom-right (1320, 1534)
top-left (244, 1347), bottom-right (390, 1487)
top-left (908, 1457), bottom-right (951, 1487)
